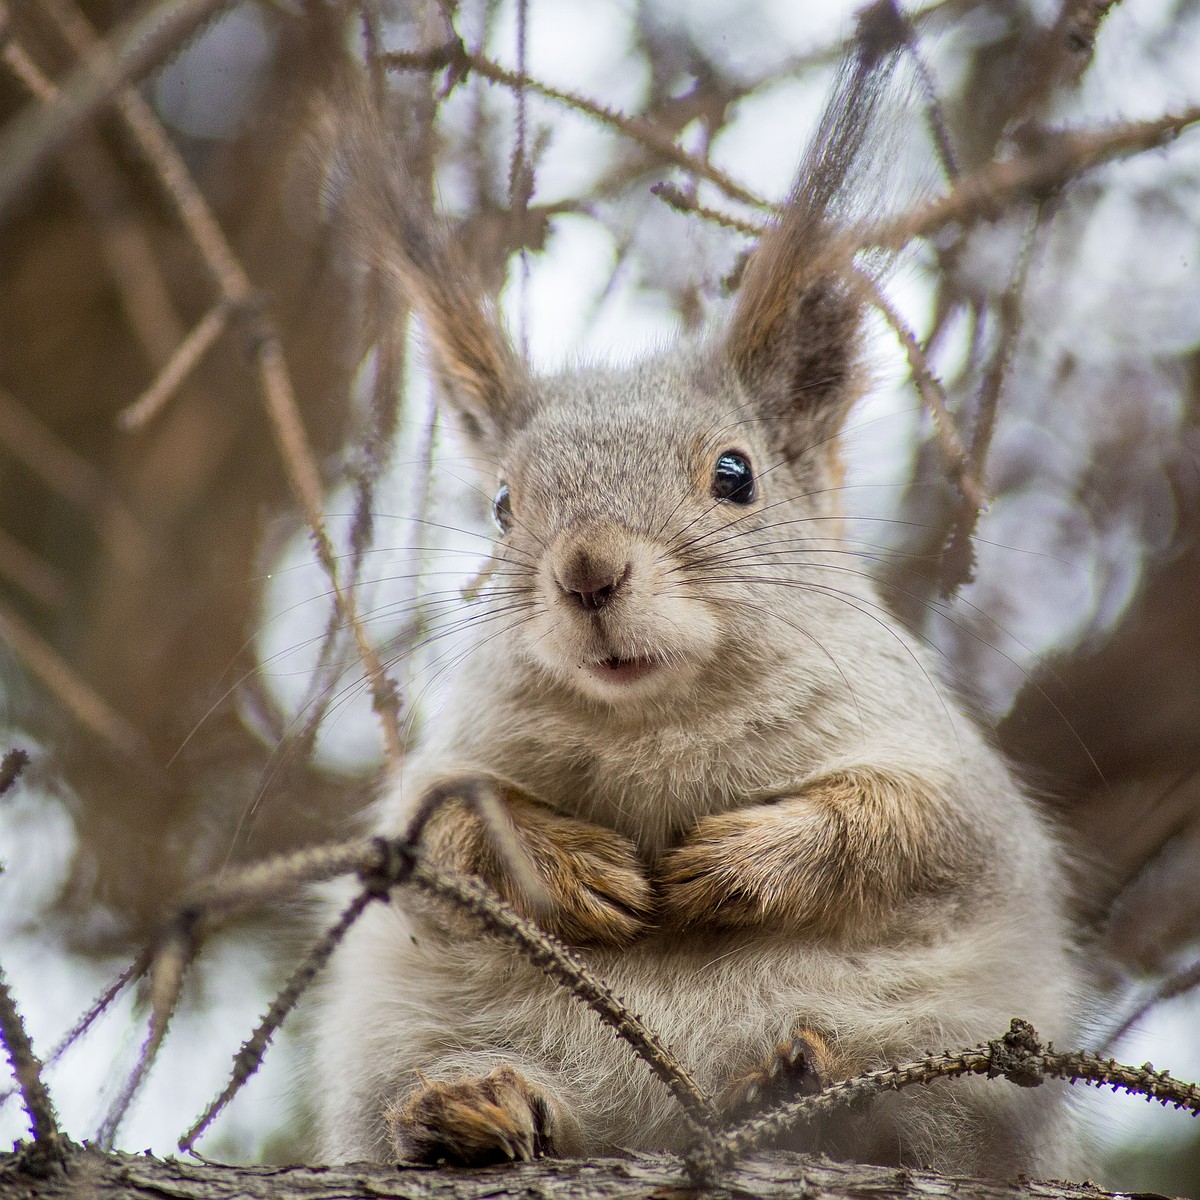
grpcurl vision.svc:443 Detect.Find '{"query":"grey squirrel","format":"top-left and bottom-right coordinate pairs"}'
top-left (313, 1), bottom-right (1081, 1176)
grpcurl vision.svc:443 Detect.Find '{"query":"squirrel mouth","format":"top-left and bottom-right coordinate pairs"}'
top-left (586, 655), bottom-right (661, 686)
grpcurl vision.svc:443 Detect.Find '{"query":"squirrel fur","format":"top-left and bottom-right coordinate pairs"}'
top-left (312, 4), bottom-right (1082, 1176)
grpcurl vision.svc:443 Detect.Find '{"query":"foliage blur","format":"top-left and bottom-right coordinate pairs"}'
top-left (0, 0), bottom-right (1198, 1188)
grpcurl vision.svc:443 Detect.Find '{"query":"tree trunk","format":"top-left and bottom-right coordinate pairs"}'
top-left (0, 1146), bottom-right (1173, 1200)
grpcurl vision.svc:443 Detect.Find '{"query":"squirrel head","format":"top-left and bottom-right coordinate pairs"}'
top-left (334, 0), bottom-right (905, 710)
top-left (456, 281), bottom-right (865, 706)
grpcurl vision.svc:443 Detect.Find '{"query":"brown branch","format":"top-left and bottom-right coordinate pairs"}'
top-left (117, 304), bottom-right (231, 431)
top-left (32, 0), bottom-right (403, 765)
top-left (153, 805), bottom-right (716, 1148)
top-left (0, 602), bottom-right (146, 758)
top-left (938, 205), bottom-right (1043, 597)
top-left (98, 929), bottom-right (192, 1149)
top-left (0, 959), bottom-right (144, 1114)
top-left (0, 960), bottom-right (64, 1174)
top-left (685, 1019), bottom-right (1200, 1179)
top-left (650, 181), bottom-right (763, 236)
top-left (0, 528), bottom-right (68, 612)
top-left (864, 107), bottom-right (1200, 254)
top-left (0, 16), bottom-right (185, 367)
top-left (178, 890), bottom-right (377, 1153)
top-left (382, 40), bottom-right (770, 213)
top-left (0, 0), bottom-right (244, 219)
top-left (852, 269), bottom-right (984, 511)
top-left (0, 388), bottom-right (151, 573)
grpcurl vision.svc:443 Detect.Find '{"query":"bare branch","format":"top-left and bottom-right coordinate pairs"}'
top-left (32, 0), bottom-right (404, 765)
top-left (117, 304), bottom-right (231, 431)
top-left (382, 38), bottom-right (771, 213)
top-left (0, 602), bottom-right (147, 758)
top-left (0, 960), bottom-right (64, 1173)
top-left (0, 0), bottom-right (243, 219)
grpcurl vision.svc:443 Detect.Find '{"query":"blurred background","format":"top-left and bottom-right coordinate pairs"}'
top-left (0, 0), bottom-right (1199, 1189)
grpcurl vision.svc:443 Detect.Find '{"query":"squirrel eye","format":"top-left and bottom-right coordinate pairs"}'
top-left (711, 451), bottom-right (756, 505)
top-left (492, 482), bottom-right (513, 534)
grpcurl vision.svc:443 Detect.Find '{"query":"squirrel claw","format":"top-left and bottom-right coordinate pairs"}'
top-left (720, 1028), bottom-right (834, 1123)
top-left (387, 1066), bottom-right (555, 1165)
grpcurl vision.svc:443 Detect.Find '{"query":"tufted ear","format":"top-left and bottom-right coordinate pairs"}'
top-left (322, 89), bottom-right (527, 449)
top-left (724, 0), bottom-right (907, 461)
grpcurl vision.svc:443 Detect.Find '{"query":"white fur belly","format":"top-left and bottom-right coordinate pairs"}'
top-left (317, 898), bottom-right (1075, 1159)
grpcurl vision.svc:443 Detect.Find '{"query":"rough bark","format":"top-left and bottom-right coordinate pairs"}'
top-left (0, 1146), bottom-right (1173, 1200)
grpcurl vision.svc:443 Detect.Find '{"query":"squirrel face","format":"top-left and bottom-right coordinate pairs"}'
top-left (474, 352), bottom-right (852, 707)
top-left (336, 81), bottom-right (874, 712)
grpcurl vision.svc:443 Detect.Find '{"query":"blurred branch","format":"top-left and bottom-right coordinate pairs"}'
top-left (0, 15), bottom-right (183, 367)
top-left (0, 0), bottom-right (244, 219)
top-left (0, 528), bottom-right (68, 612)
top-left (1107, 958), bottom-right (1200, 1049)
top-left (0, 388), bottom-right (151, 573)
top-left (938, 204), bottom-right (1043, 596)
top-left (382, 38), bottom-right (770, 211)
top-left (866, 107), bottom-right (1200, 253)
top-left (117, 304), bottom-right (231, 431)
top-left (0, 602), bottom-right (147, 758)
top-left (852, 268), bottom-right (985, 512)
top-left (32, 0), bottom-right (403, 764)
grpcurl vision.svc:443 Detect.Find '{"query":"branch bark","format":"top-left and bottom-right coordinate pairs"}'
top-left (0, 1146), bottom-right (1164, 1200)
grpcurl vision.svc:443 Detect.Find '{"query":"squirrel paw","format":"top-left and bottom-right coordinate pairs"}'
top-left (516, 811), bottom-right (653, 946)
top-left (720, 1028), bottom-right (834, 1122)
top-left (387, 1066), bottom-right (556, 1165)
top-left (421, 778), bottom-right (654, 946)
top-left (655, 806), bottom-right (801, 929)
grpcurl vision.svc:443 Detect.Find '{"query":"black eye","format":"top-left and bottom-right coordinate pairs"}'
top-left (711, 451), bottom-right (756, 504)
top-left (492, 482), bottom-right (513, 534)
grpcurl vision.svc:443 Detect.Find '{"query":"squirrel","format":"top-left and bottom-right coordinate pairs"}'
top-left (312, 1), bottom-right (1082, 1178)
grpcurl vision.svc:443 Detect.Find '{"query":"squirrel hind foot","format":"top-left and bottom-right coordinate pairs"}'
top-left (386, 1066), bottom-right (556, 1165)
top-left (719, 1027), bottom-right (835, 1124)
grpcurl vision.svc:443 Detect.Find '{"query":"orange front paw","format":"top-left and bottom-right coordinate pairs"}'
top-left (656, 804), bottom-right (819, 930)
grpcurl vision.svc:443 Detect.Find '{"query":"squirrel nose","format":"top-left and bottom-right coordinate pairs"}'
top-left (555, 551), bottom-right (631, 612)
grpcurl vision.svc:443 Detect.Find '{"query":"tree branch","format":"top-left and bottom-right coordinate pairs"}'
top-left (0, 1146), bottom-right (1155, 1200)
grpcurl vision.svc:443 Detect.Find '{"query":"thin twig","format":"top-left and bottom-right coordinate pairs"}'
top-left (180, 840), bottom-right (377, 920)
top-left (178, 890), bottom-right (376, 1153)
top-left (1107, 959), bottom-right (1200, 1049)
top-left (404, 857), bottom-right (718, 1133)
top-left (685, 1019), bottom-right (1200, 1179)
top-left (0, 958), bottom-right (145, 1113)
top-left (650, 181), bottom-right (764, 237)
top-left (35, 0), bottom-right (404, 765)
top-left (938, 204), bottom-right (1043, 597)
top-left (118, 303), bottom-right (231, 431)
top-left (0, 19), bottom-right (184, 365)
top-left (98, 929), bottom-right (193, 1149)
top-left (0, 601), bottom-right (146, 758)
top-left (0, 961), bottom-right (64, 1172)
top-left (0, 0), bottom-right (243, 218)
top-left (862, 107), bottom-right (1200, 255)
top-left (853, 268), bottom-right (984, 510)
top-left (382, 39), bottom-right (770, 212)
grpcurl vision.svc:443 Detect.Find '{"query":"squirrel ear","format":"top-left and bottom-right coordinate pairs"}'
top-left (724, 0), bottom-right (907, 459)
top-left (321, 90), bottom-right (525, 445)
